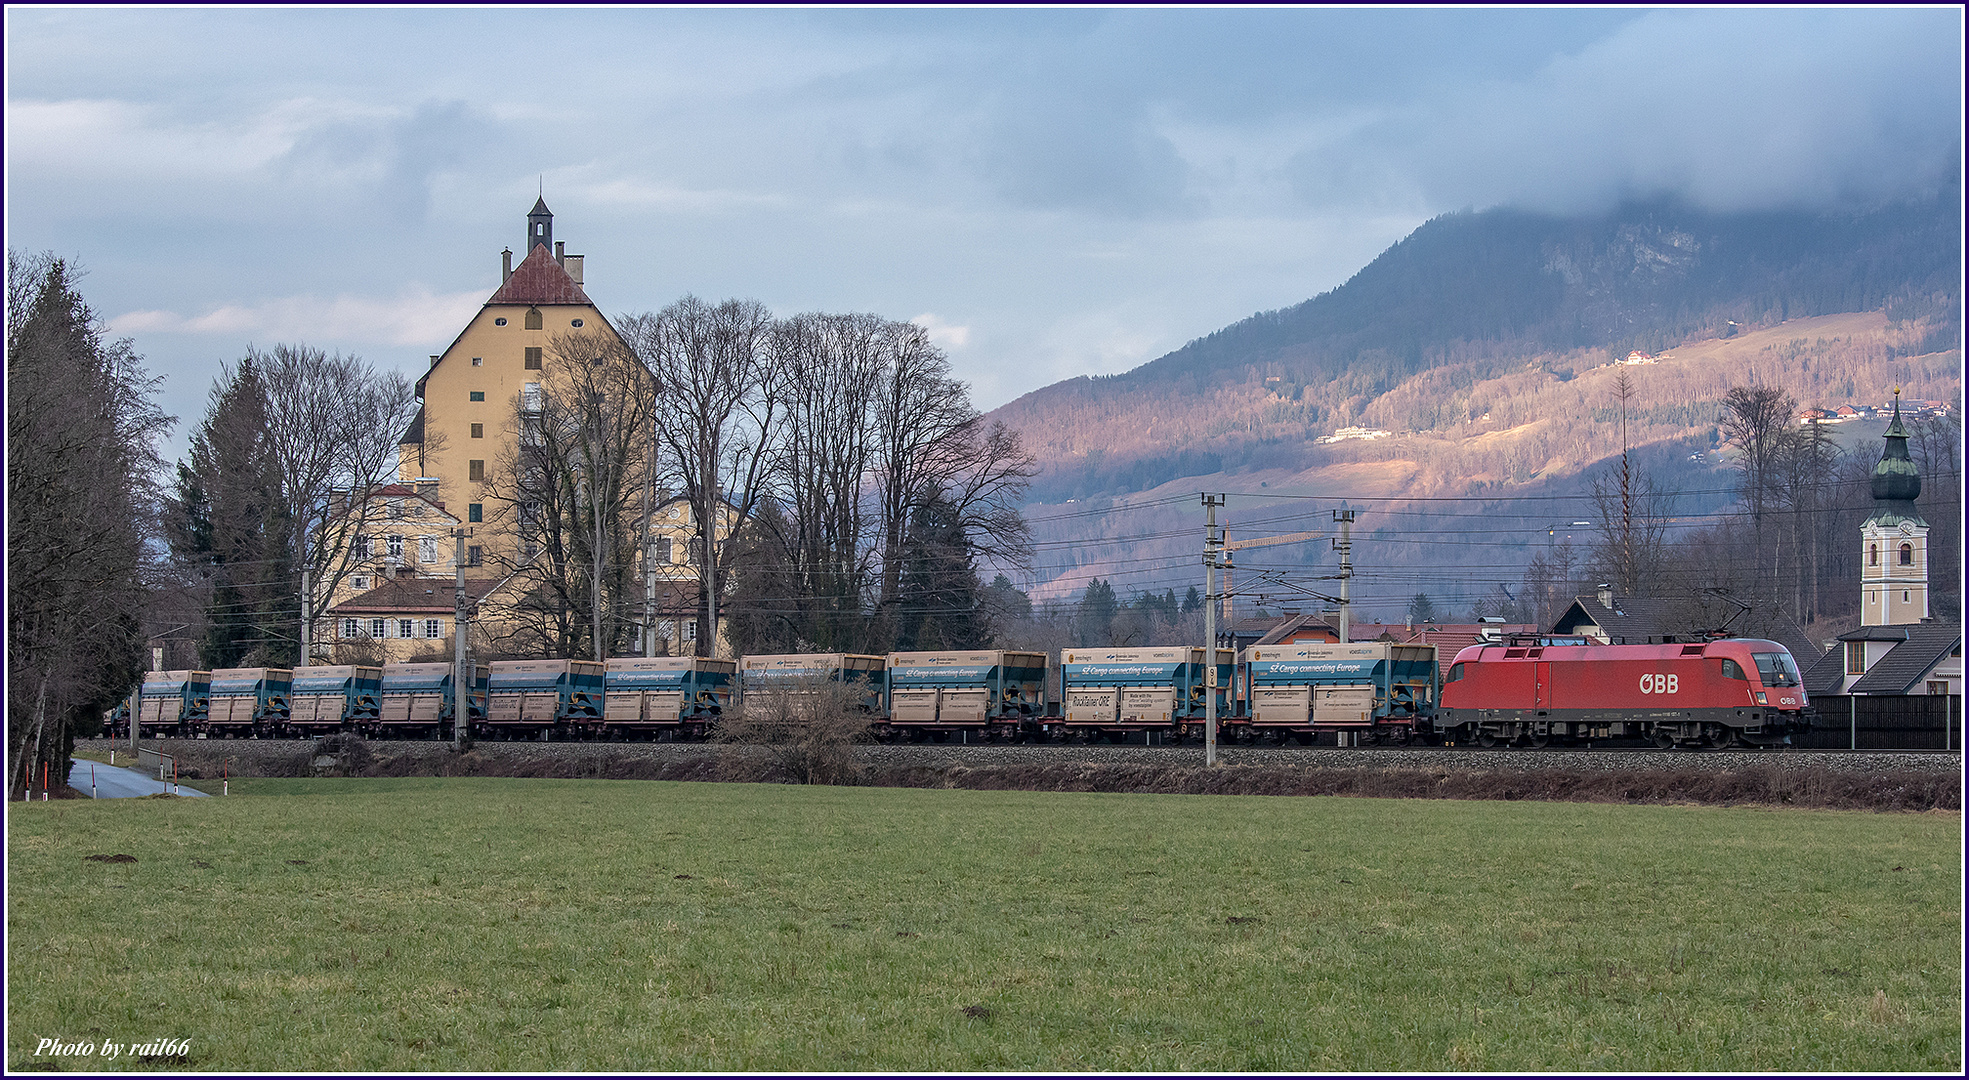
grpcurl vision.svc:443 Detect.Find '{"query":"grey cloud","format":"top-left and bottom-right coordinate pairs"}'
top-left (975, 90), bottom-right (1199, 219)
top-left (1285, 9), bottom-right (1961, 216)
top-left (275, 99), bottom-right (497, 224)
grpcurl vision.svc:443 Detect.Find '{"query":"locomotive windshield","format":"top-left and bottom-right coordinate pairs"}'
top-left (1751, 652), bottom-right (1800, 687)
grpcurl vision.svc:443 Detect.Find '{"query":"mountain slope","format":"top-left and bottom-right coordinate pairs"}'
top-left (994, 192), bottom-right (1960, 505)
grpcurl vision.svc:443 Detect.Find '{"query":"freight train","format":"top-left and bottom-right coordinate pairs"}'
top-left (106, 635), bottom-right (1811, 748)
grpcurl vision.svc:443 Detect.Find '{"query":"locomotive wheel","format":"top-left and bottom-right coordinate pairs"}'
top-left (1476, 730), bottom-right (1498, 749)
top-left (1707, 725), bottom-right (1737, 749)
top-left (1652, 730), bottom-right (1676, 749)
top-left (1525, 732), bottom-right (1550, 749)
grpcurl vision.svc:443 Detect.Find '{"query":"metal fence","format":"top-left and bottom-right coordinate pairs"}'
top-left (135, 747), bottom-right (174, 780)
top-left (1795, 695), bottom-right (1963, 750)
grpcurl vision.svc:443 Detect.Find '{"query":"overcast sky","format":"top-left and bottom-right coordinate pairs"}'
top-left (6, 7), bottom-right (1962, 467)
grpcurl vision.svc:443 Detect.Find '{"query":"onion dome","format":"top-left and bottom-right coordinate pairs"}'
top-left (1866, 391), bottom-right (1925, 527)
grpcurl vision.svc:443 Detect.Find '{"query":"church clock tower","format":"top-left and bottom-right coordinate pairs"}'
top-left (1860, 390), bottom-right (1928, 627)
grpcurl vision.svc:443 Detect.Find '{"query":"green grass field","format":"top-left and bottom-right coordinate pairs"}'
top-left (7, 779), bottom-right (1961, 1072)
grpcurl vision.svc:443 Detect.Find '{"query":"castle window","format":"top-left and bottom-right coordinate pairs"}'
top-left (658, 537), bottom-right (673, 564)
top-left (571, 318), bottom-right (584, 328)
top-left (395, 619), bottom-right (412, 639)
top-left (388, 535), bottom-right (404, 559)
top-left (342, 619), bottom-right (359, 639)
top-left (469, 460), bottom-right (485, 482)
top-left (370, 618), bottom-right (387, 639)
top-left (419, 536), bottom-right (438, 564)
top-left (1869, 543), bottom-right (1878, 566)
top-left (468, 504), bottom-right (482, 523)
top-left (525, 347), bottom-right (542, 370)
top-left (526, 307), bottom-right (543, 330)
top-left (425, 619), bottom-right (443, 639)
top-left (1899, 543), bottom-right (1913, 566)
top-left (471, 357), bottom-right (482, 367)
top-left (470, 391), bottom-right (485, 402)
top-left (471, 423), bottom-right (483, 439)
top-left (495, 317), bottom-right (508, 326)
top-left (523, 383), bottom-right (541, 412)
top-left (467, 545), bottom-right (482, 567)
top-left (354, 535), bottom-right (371, 559)
top-left (350, 575), bottom-right (368, 591)
top-left (1846, 642), bottom-right (1865, 675)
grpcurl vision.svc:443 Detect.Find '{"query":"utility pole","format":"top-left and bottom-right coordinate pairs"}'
top-left (1332, 506), bottom-right (1355, 644)
top-left (299, 560), bottom-right (309, 667)
top-left (587, 465), bottom-right (604, 662)
top-left (1202, 494), bottom-right (1226, 767)
top-left (453, 528), bottom-right (469, 752)
top-left (642, 421), bottom-right (656, 657)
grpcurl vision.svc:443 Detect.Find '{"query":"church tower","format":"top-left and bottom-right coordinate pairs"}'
top-left (1860, 390), bottom-right (1929, 626)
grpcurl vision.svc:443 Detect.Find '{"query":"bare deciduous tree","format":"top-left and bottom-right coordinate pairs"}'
top-left (620, 297), bottom-right (783, 657)
top-left (482, 329), bottom-right (657, 659)
top-left (1586, 466), bottom-right (1676, 597)
top-left (254, 344), bottom-right (421, 662)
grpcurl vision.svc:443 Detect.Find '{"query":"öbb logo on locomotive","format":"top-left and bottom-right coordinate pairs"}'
top-left (1639, 673), bottom-right (1680, 695)
top-left (117, 636), bottom-right (1811, 750)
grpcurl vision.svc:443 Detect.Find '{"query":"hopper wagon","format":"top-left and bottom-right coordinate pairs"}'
top-left (601, 656), bottom-right (735, 739)
top-left (737, 654), bottom-right (887, 714)
top-left (205, 667), bottom-right (292, 738)
top-left (374, 662), bottom-right (487, 739)
top-left (883, 650), bottom-right (1048, 741)
top-left (482, 659), bottom-right (603, 739)
top-left (285, 665), bottom-right (383, 736)
top-left (1241, 642), bottom-right (1439, 745)
top-left (135, 670), bottom-right (211, 737)
top-left (1054, 647), bottom-right (1235, 742)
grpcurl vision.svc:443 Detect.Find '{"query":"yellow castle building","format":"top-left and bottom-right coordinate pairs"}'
top-left (322, 199), bottom-right (732, 661)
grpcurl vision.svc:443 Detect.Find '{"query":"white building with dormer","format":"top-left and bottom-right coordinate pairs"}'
top-left (1803, 392), bottom-right (1962, 698)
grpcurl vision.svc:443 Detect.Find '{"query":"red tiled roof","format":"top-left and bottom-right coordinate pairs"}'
top-left (329, 576), bottom-right (498, 616)
top-left (487, 243), bottom-right (593, 306)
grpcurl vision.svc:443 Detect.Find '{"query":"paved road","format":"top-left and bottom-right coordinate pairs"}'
top-left (66, 759), bottom-right (209, 798)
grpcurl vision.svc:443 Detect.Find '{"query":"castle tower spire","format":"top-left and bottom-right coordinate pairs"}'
top-left (1860, 389), bottom-right (1929, 626)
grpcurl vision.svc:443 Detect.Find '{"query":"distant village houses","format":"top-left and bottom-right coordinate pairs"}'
top-left (1317, 426), bottom-right (1392, 445)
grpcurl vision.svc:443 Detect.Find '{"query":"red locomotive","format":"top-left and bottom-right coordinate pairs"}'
top-left (1435, 637), bottom-right (1808, 748)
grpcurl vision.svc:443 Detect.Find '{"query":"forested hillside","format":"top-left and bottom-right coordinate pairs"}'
top-left (987, 192), bottom-right (1961, 641)
top-left (996, 191), bottom-right (1960, 504)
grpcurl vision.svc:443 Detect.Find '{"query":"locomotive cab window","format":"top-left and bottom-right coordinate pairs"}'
top-left (1719, 658), bottom-right (1747, 680)
top-left (1445, 662), bottom-right (1465, 684)
top-left (1751, 652), bottom-right (1800, 687)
